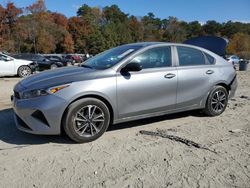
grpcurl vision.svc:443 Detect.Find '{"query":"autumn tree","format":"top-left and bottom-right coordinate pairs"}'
top-left (27, 0), bottom-right (46, 14)
top-left (1, 2), bottom-right (250, 55)
top-left (0, 5), bottom-right (6, 49)
top-left (16, 0), bottom-right (74, 53)
top-left (128, 16), bottom-right (143, 42)
top-left (227, 32), bottom-right (250, 58)
top-left (0, 2), bottom-right (22, 52)
top-left (51, 12), bottom-right (68, 29)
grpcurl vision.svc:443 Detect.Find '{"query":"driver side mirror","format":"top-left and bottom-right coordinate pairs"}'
top-left (121, 63), bottom-right (142, 73)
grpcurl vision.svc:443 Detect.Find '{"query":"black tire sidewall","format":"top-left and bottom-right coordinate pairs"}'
top-left (63, 98), bottom-right (110, 143)
top-left (205, 86), bottom-right (228, 116)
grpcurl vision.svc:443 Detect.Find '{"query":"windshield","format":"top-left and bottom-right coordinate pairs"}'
top-left (82, 45), bottom-right (142, 70)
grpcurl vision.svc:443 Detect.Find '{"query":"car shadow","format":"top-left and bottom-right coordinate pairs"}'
top-left (108, 110), bottom-right (205, 131)
top-left (0, 108), bottom-right (205, 146)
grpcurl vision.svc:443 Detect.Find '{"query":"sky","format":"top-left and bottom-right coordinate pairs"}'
top-left (1, 0), bottom-right (250, 23)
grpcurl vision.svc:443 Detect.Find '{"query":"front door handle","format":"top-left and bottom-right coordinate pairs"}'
top-left (164, 73), bottom-right (176, 79)
top-left (206, 70), bottom-right (214, 75)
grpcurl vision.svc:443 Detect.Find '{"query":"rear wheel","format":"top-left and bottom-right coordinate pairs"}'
top-left (63, 98), bottom-right (110, 143)
top-left (18, 65), bottom-right (32, 77)
top-left (203, 86), bottom-right (228, 116)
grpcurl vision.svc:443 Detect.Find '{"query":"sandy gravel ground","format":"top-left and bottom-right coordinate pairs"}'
top-left (0, 71), bottom-right (249, 188)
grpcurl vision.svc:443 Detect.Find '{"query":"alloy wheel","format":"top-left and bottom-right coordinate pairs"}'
top-left (19, 66), bottom-right (31, 77)
top-left (73, 105), bottom-right (105, 137)
top-left (211, 90), bottom-right (227, 113)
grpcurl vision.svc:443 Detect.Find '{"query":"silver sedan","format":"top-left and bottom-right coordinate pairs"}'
top-left (12, 42), bottom-right (237, 142)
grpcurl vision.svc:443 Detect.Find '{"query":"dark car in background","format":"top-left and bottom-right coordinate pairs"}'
top-left (13, 54), bottom-right (64, 71)
top-left (44, 55), bottom-right (74, 66)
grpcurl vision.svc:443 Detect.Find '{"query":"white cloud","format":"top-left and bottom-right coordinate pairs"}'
top-left (198, 21), bottom-right (205, 26)
top-left (231, 20), bottom-right (250, 23)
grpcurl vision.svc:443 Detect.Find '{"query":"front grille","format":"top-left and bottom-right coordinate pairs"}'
top-left (16, 114), bottom-right (32, 130)
top-left (14, 91), bottom-right (20, 99)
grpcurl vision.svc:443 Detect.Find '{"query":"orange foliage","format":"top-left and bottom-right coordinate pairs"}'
top-left (27, 0), bottom-right (46, 14)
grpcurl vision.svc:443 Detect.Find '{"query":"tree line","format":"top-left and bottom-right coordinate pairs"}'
top-left (0, 0), bottom-right (250, 58)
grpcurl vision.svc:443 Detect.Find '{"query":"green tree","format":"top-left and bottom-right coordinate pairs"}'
top-left (203, 20), bottom-right (222, 35)
top-left (161, 17), bottom-right (187, 42)
top-left (142, 12), bottom-right (162, 41)
top-left (186, 21), bottom-right (203, 38)
top-left (102, 5), bottom-right (132, 47)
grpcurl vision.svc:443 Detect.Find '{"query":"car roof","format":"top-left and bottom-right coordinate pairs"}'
top-left (123, 42), bottom-right (206, 49)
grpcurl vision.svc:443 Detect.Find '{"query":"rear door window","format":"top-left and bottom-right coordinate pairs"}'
top-left (177, 46), bottom-right (206, 66)
top-left (204, 53), bottom-right (215, 64)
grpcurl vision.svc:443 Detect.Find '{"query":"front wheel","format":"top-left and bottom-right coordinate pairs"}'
top-left (18, 65), bottom-right (32, 78)
top-left (63, 98), bottom-right (110, 143)
top-left (203, 86), bottom-right (228, 116)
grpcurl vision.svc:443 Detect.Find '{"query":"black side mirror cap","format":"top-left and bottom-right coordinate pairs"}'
top-left (121, 63), bottom-right (142, 73)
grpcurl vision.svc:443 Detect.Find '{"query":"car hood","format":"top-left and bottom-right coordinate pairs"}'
top-left (184, 36), bottom-right (229, 57)
top-left (18, 67), bottom-right (98, 90)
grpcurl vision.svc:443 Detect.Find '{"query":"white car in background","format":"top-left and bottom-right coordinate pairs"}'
top-left (227, 55), bottom-right (240, 64)
top-left (0, 53), bottom-right (37, 77)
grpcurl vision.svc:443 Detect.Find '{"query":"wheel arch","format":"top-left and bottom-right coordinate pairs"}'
top-left (216, 82), bottom-right (230, 93)
top-left (201, 81), bottom-right (231, 108)
top-left (60, 94), bottom-right (114, 134)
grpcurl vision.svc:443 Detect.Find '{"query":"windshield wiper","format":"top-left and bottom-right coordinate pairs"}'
top-left (80, 64), bottom-right (94, 69)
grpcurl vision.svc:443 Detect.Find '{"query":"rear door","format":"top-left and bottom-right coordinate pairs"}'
top-left (175, 46), bottom-right (216, 109)
top-left (116, 46), bottom-right (177, 118)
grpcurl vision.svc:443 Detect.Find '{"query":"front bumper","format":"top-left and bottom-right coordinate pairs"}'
top-left (229, 75), bottom-right (237, 99)
top-left (29, 62), bottom-right (39, 73)
top-left (12, 94), bottom-right (68, 135)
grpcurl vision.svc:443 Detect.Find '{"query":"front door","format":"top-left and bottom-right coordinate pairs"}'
top-left (117, 46), bottom-right (177, 119)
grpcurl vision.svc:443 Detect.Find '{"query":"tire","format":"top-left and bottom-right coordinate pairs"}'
top-left (63, 98), bottom-right (110, 143)
top-left (50, 64), bottom-right (58, 69)
top-left (203, 86), bottom-right (228, 116)
top-left (18, 65), bottom-right (32, 78)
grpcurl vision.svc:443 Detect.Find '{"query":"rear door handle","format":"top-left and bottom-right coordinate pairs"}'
top-left (206, 70), bottom-right (214, 75)
top-left (164, 73), bottom-right (176, 79)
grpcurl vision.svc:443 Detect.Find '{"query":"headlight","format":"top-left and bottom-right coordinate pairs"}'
top-left (22, 89), bottom-right (48, 99)
top-left (21, 84), bottom-right (70, 99)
